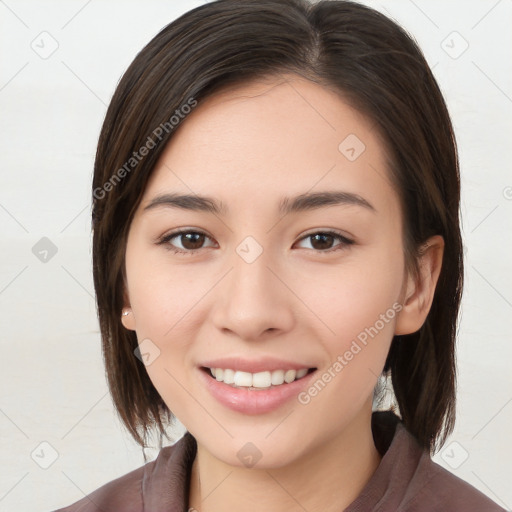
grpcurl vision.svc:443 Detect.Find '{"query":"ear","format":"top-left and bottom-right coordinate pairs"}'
top-left (395, 235), bottom-right (444, 335)
top-left (121, 287), bottom-right (136, 331)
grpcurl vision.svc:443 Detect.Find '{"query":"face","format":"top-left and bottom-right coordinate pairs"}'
top-left (122, 74), bottom-right (411, 468)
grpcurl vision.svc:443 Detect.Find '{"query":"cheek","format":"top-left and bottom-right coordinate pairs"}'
top-left (293, 253), bottom-right (403, 428)
top-left (129, 268), bottom-right (207, 346)
top-left (124, 257), bottom-right (209, 416)
top-left (295, 248), bottom-right (404, 346)
top-left (125, 230), bottom-right (206, 334)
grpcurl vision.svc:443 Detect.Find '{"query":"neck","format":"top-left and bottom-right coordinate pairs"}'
top-left (188, 407), bottom-right (381, 512)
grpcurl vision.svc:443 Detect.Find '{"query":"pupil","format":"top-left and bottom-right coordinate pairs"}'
top-left (182, 233), bottom-right (204, 250)
top-left (179, 233), bottom-right (334, 251)
top-left (311, 233), bottom-right (333, 250)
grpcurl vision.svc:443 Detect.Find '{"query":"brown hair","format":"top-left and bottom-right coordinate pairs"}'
top-left (92, 0), bottom-right (463, 455)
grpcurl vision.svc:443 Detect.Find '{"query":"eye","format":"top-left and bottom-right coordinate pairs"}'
top-left (295, 231), bottom-right (354, 253)
top-left (157, 229), bottom-right (354, 255)
top-left (157, 229), bottom-right (216, 255)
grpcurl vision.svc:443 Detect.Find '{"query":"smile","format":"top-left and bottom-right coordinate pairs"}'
top-left (205, 367), bottom-right (314, 389)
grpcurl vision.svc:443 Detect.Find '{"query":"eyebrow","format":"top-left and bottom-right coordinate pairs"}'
top-left (143, 190), bottom-right (376, 216)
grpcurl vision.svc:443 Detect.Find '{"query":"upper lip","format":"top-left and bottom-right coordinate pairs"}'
top-left (200, 356), bottom-right (317, 374)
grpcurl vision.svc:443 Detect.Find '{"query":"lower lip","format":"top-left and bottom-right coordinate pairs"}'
top-left (198, 367), bottom-right (317, 415)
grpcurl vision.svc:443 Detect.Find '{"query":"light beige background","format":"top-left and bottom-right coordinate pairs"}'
top-left (0, 0), bottom-right (510, 510)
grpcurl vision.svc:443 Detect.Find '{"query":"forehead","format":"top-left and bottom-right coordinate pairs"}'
top-left (141, 74), bottom-right (397, 218)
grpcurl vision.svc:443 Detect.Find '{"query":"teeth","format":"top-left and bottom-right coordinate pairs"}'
top-left (252, 371), bottom-right (271, 388)
top-left (296, 368), bottom-right (308, 378)
top-left (209, 367), bottom-right (310, 388)
top-left (234, 370), bottom-right (253, 387)
top-left (222, 368), bottom-right (235, 384)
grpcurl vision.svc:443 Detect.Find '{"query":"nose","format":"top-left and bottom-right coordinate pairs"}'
top-left (211, 243), bottom-right (295, 341)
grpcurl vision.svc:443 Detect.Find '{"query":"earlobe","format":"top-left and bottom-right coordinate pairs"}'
top-left (121, 307), bottom-right (136, 330)
top-left (395, 235), bottom-right (444, 335)
top-left (121, 284), bottom-right (136, 330)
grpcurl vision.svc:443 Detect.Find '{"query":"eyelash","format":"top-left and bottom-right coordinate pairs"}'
top-left (156, 229), bottom-right (355, 256)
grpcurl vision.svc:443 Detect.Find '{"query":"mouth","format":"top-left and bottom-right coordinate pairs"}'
top-left (198, 365), bottom-right (319, 415)
top-left (200, 366), bottom-right (317, 390)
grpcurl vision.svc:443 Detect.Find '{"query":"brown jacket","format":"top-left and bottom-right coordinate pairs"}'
top-left (53, 411), bottom-right (506, 511)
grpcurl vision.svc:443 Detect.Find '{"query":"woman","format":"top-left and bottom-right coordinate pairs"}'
top-left (55, 0), bottom-right (506, 510)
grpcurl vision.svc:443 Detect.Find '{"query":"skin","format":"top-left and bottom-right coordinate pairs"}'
top-left (121, 73), bottom-right (443, 512)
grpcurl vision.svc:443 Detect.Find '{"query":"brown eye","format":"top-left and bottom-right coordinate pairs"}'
top-left (158, 230), bottom-right (216, 254)
top-left (178, 232), bottom-right (206, 250)
top-left (158, 229), bottom-right (353, 255)
top-left (296, 231), bottom-right (354, 253)
top-left (309, 233), bottom-right (336, 250)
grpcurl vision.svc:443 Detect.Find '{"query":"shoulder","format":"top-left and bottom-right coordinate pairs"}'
top-left (402, 444), bottom-right (506, 511)
top-left (356, 413), bottom-right (507, 512)
top-left (52, 443), bottom-right (179, 512)
top-left (52, 462), bottom-right (147, 512)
